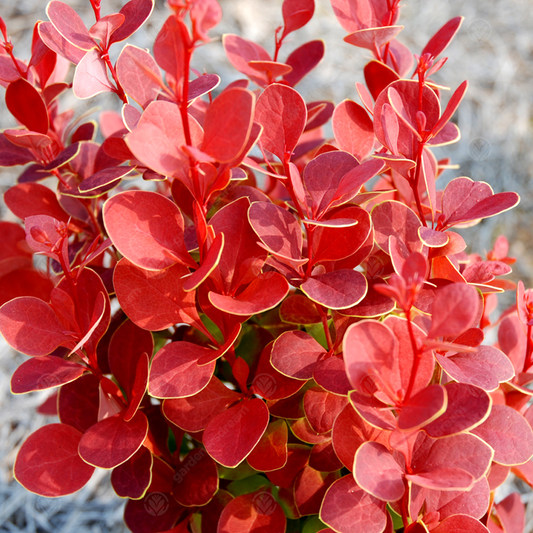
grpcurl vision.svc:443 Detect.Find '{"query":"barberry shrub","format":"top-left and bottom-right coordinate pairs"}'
top-left (0, 0), bottom-right (531, 531)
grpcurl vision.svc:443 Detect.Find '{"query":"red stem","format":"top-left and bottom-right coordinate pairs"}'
top-left (316, 304), bottom-right (333, 351)
top-left (524, 324), bottom-right (533, 372)
top-left (403, 308), bottom-right (422, 402)
top-left (101, 51), bottom-right (127, 104)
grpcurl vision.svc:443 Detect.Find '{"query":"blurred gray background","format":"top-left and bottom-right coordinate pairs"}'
top-left (0, 0), bottom-right (532, 531)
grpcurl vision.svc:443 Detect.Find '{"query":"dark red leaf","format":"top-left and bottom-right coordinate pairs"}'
top-left (6, 78), bottom-right (49, 134)
top-left (110, 0), bottom-right (154, 45)
top-left (283, 40), bottom-right (325, 87)
top-left (304, 387), bottom-right (348, 434)
top-left (279, 294), bottom-right (321, 324)
top-left (111, 445), bottom-right (152, 499)
top-left (173, 448), bottom-right (218, 506)
top-left (247, 419), bottom-right (288, 472)
top-left (266, 444), bottom-right (311, 488)
top-left (58, 373), bottom-right (99, 433)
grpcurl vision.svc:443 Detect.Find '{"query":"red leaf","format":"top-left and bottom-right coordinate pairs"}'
top-left (46, 0), bottom-right (95, 50)
top-left (372, 200), bottom-right (423, 256)
top-left (352, 407), bottom-right (385, 463)
top-left (271, 330), bottom-right (325, 380)
top-left (251, 342), bottom-right (305, 400)
top-left (301, 269), bottom-right (367, 309)
top-left (247, 419), bottom-right (288, 472)
top-left (209, 197), bottom-right (267, 294)
top-left (283, 40), bottom-right (325, 87)
top-left (412, 432), bottom-right (493, 482)
top-left (89, 13), bottom-right (125, 48)
top-left (428, 283), bottom-right (479, 338)
top-left (309, 439), bottom-right (343, 472)
top-left (109, 0), bottom-right (154, 45)
top-left (123, 352), bottom-right (150, 422)
top-left (108, 319), bottom-right (153, 397)
top-left (190, 0), bottom-right (222, 42)
top-left (354, 441), bottom-right (405, 501)
top-left (422, 17), bottom-right (463, 59)
top-left (255, 83), bottom-right (307, 160)
top-left (163, 376), bottom-right (241, 432)
top-left (348, 391), bottom-right (397, 430)
top-left (111, 445), bottom-right (152, 499)
top-left (6, 78), bottom-right (49, 134)
top-left (79, 411), bottom-right (149, 469)
top-left (113, 258), bottom-right (202, 332)
top-left (11, 356), bottom-right (85, 394)
top-left (494, 492), bottom-right (525, 533)
top-left (124, 492), bottom-right (183, 533)
top-left (332, 99), bottom-right (374, 161)
top-left (320, 475), bottom-right (388, 533)
top-left (73, 50), bottom-right (114, 99)
top-left (406, 467), bottom-right (474, 491)
top-left (14, 424), bottom-right (94, 496)
top-left (294, 466), bottom-right (338, 516)
top-left (249, 201), bottom-right (303, 262)
top-left (0, 297), bottom-right (66, 356)
top-left (471, 405), bottom-right (533, 466)
top-left (217, 490), bottom-right (286, 533)
top-left (38, 21), bottom-right (86, 64)
top-left (125, 101), bottom-right (202, 177)
top-left (303, 150), bottom-right (359, 216)
top-left (436, 346), bottom-right (515, 392)
top-left (202, 88), bottom-right (255, 163)
top-left (343, 319), bottom-right (400, 396)
top-left (183, 233), bottom-right (224, 292)
top-left (0, 269), bottom-right (54, 307)
top-left (304, 387), bottom-right (348, 434)
top-left (173, 448), bottom-right (218, 506)
top-left (78, 166), bottom-right (134, 193)
top-left (424, 383), bottom-right (491, 438)
top-left (442, 177), bottom-right (520, 227)
top-left (364, 60), bottom-right (400, 102)
top-left (398, 384), bottom-right (446, 430)
top-left (222, 34), bottom-right (271, 87)
top-left (432, 515), bottom-right (490, 533)
top-left (153, 15), bottom-right (187, 82)
top-left (266, 444), bottom-right (311, 489)
top-left (149, 341), bottom-right (216, 399)
top-left (204, 398), bottom-right (269, 467)
top-left (209, 272), bottom-right (289, 315)
top-left (279, 294), bottom-right (321, 324)
top-left (282, 0), bottom-right (315, 37)
top-left (313, 356), bottom-right (353, 395)
top-left (344, 26), bottom-right (403, 52)
top-left (59, 373), bottom-right (99, 433)
top-left (115, 45), bottom-right (161, 109)
top-left (104, 190), bottom-right (193, 270)
top-left (0, 132), bottom-right (34, 166)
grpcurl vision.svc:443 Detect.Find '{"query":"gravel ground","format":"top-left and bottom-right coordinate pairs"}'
top-left (0, 0), bottom-right (532, 531)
